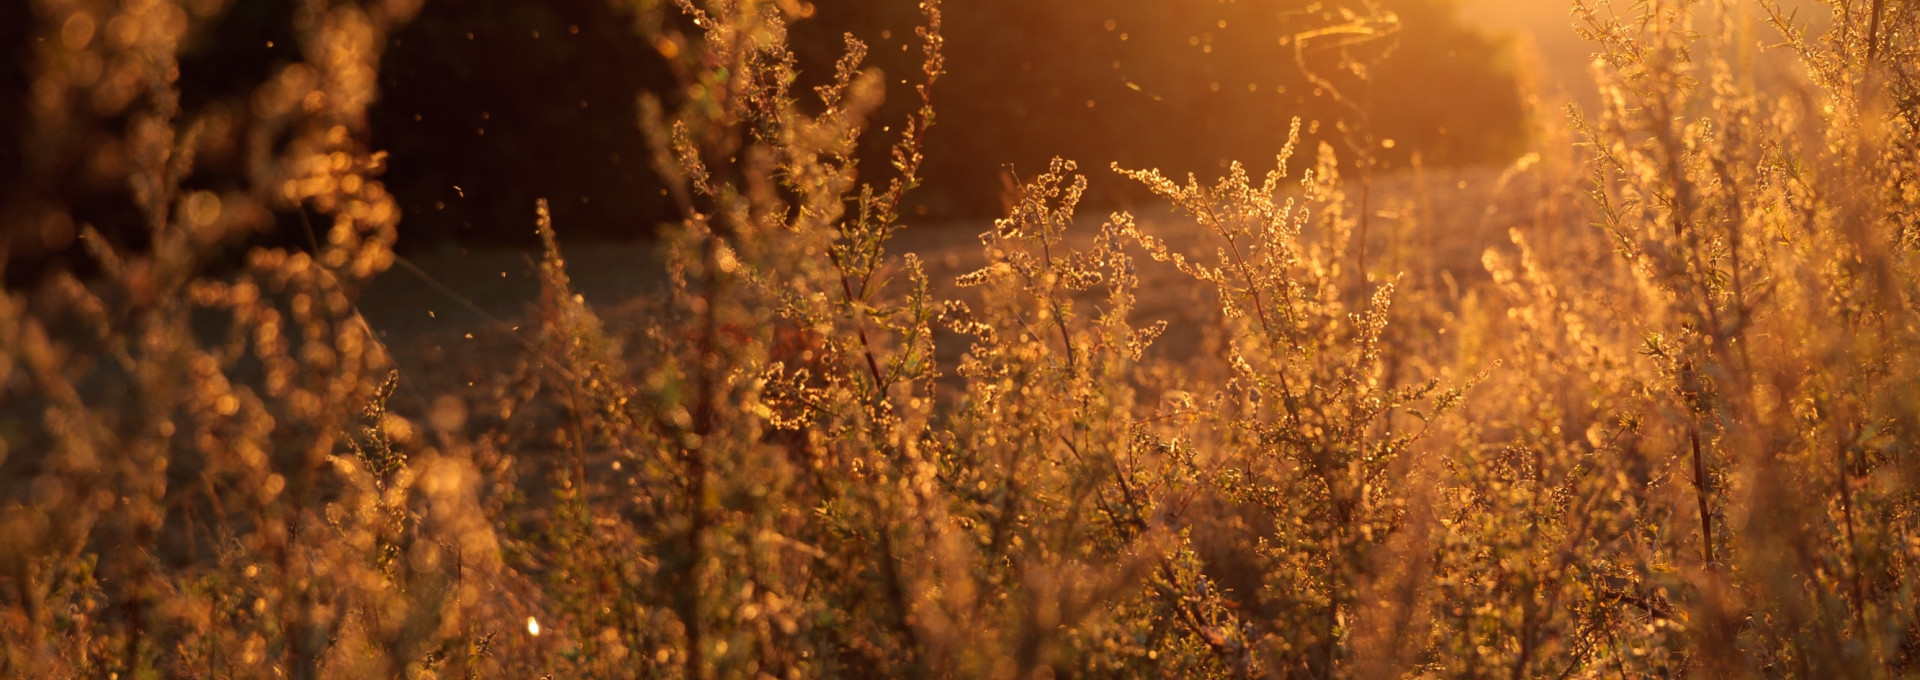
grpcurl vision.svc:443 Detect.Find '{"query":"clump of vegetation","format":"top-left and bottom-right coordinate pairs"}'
top-left (2, 0), bottom-right (1916, 677)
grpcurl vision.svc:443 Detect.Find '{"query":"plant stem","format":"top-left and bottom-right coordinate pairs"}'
top-left (1836, 430), bottom-right (1866, 636)
top-left (1689, 425), bottom-right (1713, 566)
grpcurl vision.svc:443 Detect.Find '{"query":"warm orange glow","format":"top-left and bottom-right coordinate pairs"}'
top-left (3, 0), bottom-right (1914, 676)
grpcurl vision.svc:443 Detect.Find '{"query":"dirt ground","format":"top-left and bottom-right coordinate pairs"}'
top-left (357, 163), bottom-right (1564, 410)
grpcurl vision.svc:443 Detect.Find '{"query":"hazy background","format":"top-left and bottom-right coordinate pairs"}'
top-left (6, 0), bottom-right (1555, 276)
top-left (1458, 0), bottom-right (1594, 101)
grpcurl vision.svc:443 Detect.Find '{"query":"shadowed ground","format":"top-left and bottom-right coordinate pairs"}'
top-left (358, 163), bottom-right (1561, 410)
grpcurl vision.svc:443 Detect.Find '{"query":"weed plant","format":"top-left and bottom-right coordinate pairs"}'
top-left (2, 0), bottom-right (1917, 677)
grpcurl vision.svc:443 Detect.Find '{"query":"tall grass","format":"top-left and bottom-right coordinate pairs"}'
top-left (2, 0), bottom-right (1916, 677)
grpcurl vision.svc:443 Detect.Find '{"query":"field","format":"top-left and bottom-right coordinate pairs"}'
top-left (4, 0), bottom-right (1920, 678)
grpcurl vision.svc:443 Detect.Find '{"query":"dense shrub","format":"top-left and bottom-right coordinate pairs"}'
top-left (2, 0), bottom-right (1917, 677)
